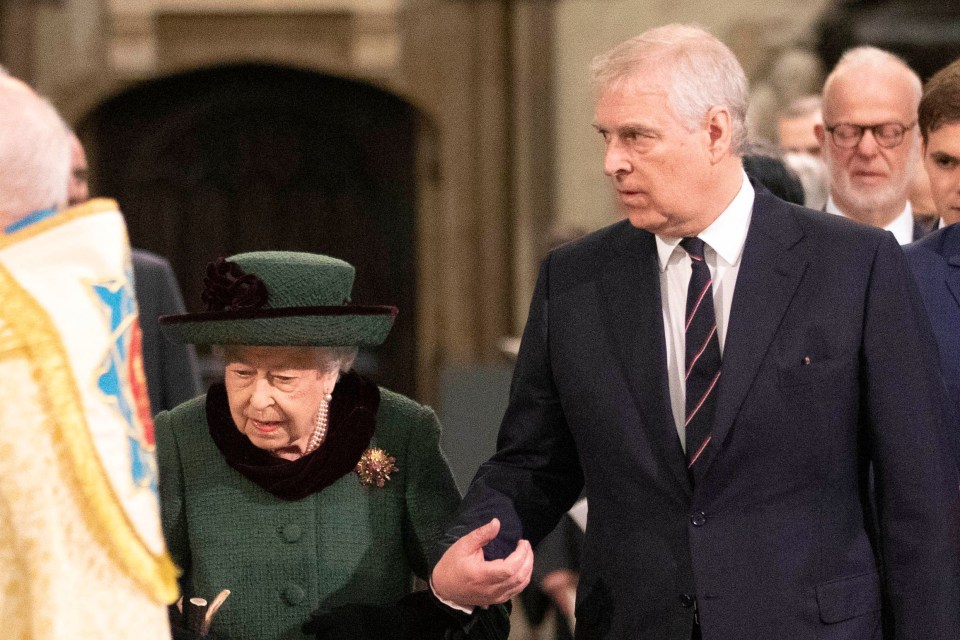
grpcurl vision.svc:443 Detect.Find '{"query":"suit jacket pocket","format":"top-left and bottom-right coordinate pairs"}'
top-left (778, 353), bottom-right (854, 389)
top-left (816, 571), bottom-right (881, 623)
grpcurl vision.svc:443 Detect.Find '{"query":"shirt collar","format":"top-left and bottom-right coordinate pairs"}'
top-left (655, 173), bottom-right (755, 272)
top-left (825, 196), bottom-right (914, 244)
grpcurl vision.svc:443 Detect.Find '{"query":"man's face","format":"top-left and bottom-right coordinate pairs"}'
top-left (818, 68), bottom-right (919, 220)
top-left (923, 122), bottom-right (960, 226)
top-left (777, 112), bottom-right (821, 157)
top-left (68, 137), bottom-right (89, 206)
top-left (594, 79), bottom-right (714, 236)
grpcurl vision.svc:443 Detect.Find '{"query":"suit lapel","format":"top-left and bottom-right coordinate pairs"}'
top-left (697, 193), bottom-right (808, 479)
top-left (596, 223), bottom-right (691, 497)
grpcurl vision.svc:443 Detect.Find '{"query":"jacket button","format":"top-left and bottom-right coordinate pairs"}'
top-left (280, 523), bottom-right (303, 542)
top-left (679, 593), bottom-right (696, 608)
top-left (282, 584), bottom-right (306, 605)
top-left (689, 511), bottom-right (707, 527)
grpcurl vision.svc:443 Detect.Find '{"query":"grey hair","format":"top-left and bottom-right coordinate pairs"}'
top-left (590, 24), bottom-right (749, 154)
top-left (314, 346), bottom-right (359, 374)
top-left (823, 46), bottom-right (922, 108)
top-left (0, 76), bottom-right (71, 222)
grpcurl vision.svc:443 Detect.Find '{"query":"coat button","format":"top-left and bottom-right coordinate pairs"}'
top-left (689, 511), bottom-right (707, 527)
top-left (280, 523), bottom-right (303, 543)
top-left (282, 584), bottom-right (306, 605)
top-left (679, 593), bottom-right (696, 608)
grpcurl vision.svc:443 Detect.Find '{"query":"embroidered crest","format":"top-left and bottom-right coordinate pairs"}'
top-left (92, 273), bottom-right (157, 494)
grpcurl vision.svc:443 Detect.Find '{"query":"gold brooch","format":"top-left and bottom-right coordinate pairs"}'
top-left (355, 448), bottom-right (398, 487)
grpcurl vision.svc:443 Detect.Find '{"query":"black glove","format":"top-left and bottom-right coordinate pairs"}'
top-left (304, 590), bottom-right (509, 640)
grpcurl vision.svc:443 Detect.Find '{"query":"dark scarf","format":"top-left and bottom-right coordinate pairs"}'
top-left (205, 370), bottom-right (380, 500)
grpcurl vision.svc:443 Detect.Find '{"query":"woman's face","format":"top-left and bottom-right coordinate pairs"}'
top-left (223, 346), bottom-right (339, 460)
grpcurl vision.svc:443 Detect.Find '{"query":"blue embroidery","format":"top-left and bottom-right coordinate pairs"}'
top-left (92, 274), bottom-right (158, 495)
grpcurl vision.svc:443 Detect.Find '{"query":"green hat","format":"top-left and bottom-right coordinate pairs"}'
top-left (159, 251), bottom-right (397, 347)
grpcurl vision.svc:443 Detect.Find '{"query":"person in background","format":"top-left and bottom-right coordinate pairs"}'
top-left (816, 46), bottom-right (930, 243)
top-left (741, 140), bottom-right (806, 206)
top-left (775, 95), bottom-right (829, 209)
top-left (69, 133), bottom-right (202, 413)
top-left (908, 153), bottom-right (940, 234)
top-left (905, 56), bottom-right (960, 467)
top-left (0, 68), bottom-right (175, 638)
top-left (156, 251), bottom-right (508, 640)
top-left (430, 24), bottom-right (960, 639)
top-left (776, 95), bottom-right (822, 158)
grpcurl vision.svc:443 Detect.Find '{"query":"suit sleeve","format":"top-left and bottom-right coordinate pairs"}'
top-left (434, 255), bottom-right (584, 564)
top-left (863, 233), bottom-right (960, 637)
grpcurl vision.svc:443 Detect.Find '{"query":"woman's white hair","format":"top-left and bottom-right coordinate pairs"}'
top-left (314, 346), bottom-right (359, 374)
top-left (590, 24), bottom-right (749, 154)
top-left (0, 71), bottom-right (72, 222)
top-left (220, 345), bottom-right (359, 374)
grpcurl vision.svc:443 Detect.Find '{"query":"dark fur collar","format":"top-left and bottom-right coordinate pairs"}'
top-left (205, 370), bottom-right (379, 500)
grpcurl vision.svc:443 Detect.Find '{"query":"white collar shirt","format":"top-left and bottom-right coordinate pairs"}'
top-left (825, 196), bottom-right (915, 245)
top-left (655, 175), bottom-right (754, 449)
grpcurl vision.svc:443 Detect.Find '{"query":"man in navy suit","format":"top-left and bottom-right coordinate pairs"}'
top-left (905, 58), bottom-right (960, 463)
top-left (431, 25), bottom-right (960, 639)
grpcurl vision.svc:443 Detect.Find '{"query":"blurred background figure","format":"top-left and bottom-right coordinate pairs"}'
top-left (747, 48), bottom-right (825, 145)
top-left (775, 95), bottom-right (829, 209)
top-left (741, 140), bottom-right (807, 206)
top-left (908, 151), bottom-right (941, 234)
top-left (0, 69), bottom-right (175, 639)
top-left (69, 133), bottom-right (202, 413)
top-left (776, 95), bottom-right (823, 158)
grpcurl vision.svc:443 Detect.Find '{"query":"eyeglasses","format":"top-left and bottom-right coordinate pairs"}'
top-left (824, 122), bottom-right (916, 149)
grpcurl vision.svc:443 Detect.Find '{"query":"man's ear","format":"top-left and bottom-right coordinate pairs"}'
top-left (814, 122), bottom-right (825, 146)
top-left (705, 106), bottom-right (733, 164)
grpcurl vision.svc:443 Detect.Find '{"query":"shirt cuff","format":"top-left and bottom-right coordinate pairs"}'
top-left (429, 576), bottom-right (475, 615)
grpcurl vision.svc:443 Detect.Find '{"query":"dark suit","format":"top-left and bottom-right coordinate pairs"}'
top-left (132, 249), bottom-right (202, 413)
top-left (905, 223), bottom-right (960, 465)
top-left (440, 189), bottom-right (960, 639)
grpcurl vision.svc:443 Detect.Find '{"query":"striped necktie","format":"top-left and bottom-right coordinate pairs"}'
top-left (680, 237), bottom-right (721, 481)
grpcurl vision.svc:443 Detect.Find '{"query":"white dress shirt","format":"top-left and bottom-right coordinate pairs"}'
top-left (655, 175), bottom-right (754, 449)
top-left (825, 196), bottom-right (914, 245)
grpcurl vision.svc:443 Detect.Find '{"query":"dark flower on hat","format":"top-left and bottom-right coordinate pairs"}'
top-left (201, 257), bottom-right (269, 312)
top-left (355, 448), bottom-right (398, 488)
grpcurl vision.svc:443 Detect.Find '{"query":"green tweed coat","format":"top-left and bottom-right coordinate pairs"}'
top-left (155, 387), bottom-right (462, 640)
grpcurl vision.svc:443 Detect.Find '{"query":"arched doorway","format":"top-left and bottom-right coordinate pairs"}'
top-left (80, 63), bottom-right (423, 396)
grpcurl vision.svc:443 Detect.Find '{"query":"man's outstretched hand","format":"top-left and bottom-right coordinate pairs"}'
top-left (431, 518), bottom-right (534, 607)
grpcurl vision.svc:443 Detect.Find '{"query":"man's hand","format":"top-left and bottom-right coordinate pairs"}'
top-left (431, 518), bottom-right (533, 607)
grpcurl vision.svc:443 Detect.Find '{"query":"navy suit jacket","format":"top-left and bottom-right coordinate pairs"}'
top-left (440, 189), bottom-right (960, 640)
top-left (905, 224), bottom-right (960, 466)
top-left (132, 249), bottom-right (202, 414)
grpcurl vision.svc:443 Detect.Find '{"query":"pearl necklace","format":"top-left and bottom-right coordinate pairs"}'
top-left (305, 391), bottom-right (333, 455)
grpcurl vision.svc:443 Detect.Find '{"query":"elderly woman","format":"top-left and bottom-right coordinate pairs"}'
top-left (155, 251), bottom-right (489, 640)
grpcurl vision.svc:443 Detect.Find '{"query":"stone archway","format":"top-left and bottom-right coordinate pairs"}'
top-left (80, 63), bottom-right (426, 397)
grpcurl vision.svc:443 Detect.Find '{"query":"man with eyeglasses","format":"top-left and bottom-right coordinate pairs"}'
top-left (816, 46), bottom-right (930, 244)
